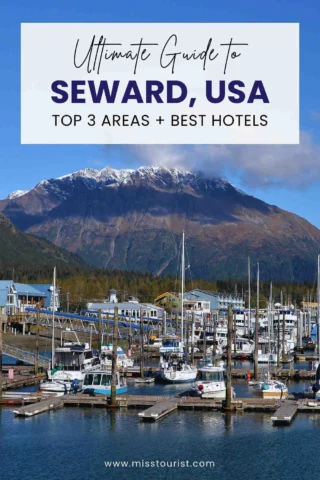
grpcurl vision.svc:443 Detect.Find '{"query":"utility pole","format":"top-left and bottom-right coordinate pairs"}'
top-left (254, 263), bottom-right (259, 379)
top-left (110, 307), bottom-right (119, 406)
top-left (98, 309), bottom-right (102, 352)
top-left (35, 303), bottom-right (40, 375)
top-left (225, 305), bottom-right (233, 410)
top-left (140, 307), bottom-right (144, 379)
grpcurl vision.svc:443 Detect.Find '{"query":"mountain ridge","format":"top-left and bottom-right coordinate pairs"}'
top-left (1, 165), bottom-right (319, 282)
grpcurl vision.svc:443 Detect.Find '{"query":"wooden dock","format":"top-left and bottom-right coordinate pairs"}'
top-left (271, 400), bottom-right (298, 424)
top-left (138, 398), bottom-right (178, 421)
top-left (7, 393), bottom-right (320, 426)
top-left (13, 396), bottom-right (64, 417)
top-left (1, 373), bottom-right (46, 391)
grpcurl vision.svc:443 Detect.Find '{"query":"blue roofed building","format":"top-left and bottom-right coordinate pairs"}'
top-left (0, 280), bottom-right (60, 315)
top-left (31, 284), bottom-right (60, 310)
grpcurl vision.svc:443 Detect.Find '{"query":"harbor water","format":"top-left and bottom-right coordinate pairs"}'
top-left (1, 405), bottom-right (320, 480)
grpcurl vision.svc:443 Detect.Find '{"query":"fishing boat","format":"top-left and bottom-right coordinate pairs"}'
top-left (159, 356), bottom-right (197, 383)
top-left (100, 344), bottom-right (134, 368)
top-left (48, 340), bottom-right (99, 383)
top-left (192, 359), bottom-right (228, 398)
top-left (82, 368), bottom-right (127, 395)
top-left (252, 374), bottom-right (288, 399)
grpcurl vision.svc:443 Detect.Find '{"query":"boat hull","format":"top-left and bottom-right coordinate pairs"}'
top-left (159, 370), bottom-right (197, 384)
top-left (252, 390), bottom-right (288, 399)
top-left (83, 386), bottom-right (128, 395)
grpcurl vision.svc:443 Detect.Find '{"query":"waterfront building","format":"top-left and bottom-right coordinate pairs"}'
top-left (184, 289), bottom-right (245, 311)
top-left (87, 290), bottom-right (164, 321)
top-left (0, 280), bottom-right (60, 315)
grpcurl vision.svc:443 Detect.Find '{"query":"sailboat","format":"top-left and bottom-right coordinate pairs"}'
top-left (159, 231), bottom-right (197, 384)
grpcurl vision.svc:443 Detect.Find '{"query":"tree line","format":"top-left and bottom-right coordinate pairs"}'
top-left (0, 262), bottom-right (317, 312)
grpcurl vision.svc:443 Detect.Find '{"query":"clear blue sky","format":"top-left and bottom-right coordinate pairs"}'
top-left (1, 0), bottom-right (320, 225)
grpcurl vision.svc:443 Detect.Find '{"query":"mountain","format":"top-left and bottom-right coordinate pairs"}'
top-left (0, 211), bottom-right (84, 267)
top-left (1, 165), bottom-right (320, 282)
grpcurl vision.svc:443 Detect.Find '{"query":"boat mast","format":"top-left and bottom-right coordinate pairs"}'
top-left (254, 262), bottom-right (259, 379)
top-left (248, 257), bottom-right (251, 335)
top-left (317, 255), bottom-right (320, 358)
top-left (51, 266), bottom-right (56, 368)
top-left (181, 230), bottom-right (185, 345)
top-left (268, 281), bottom-right (272, 354)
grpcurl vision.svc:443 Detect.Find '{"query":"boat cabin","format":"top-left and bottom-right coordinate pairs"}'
top-left (197, 369), bottom-right (224, 382)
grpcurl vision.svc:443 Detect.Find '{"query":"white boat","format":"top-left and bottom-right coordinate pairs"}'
top-left (40, 379), bottom-right (73, 393)
top-left (159, 356), bottom-right (197, 383)
top-left (159, 231), bottom-right (197, 384)
top-left (82, 368), bottom-right (127, 395)
top-left (223, 337), bottom-right (254, 356)
top-left (258, 353), bottom-right (278, 364)
top-left (147, 337), bottom-right (163, 351)
top-left (252, 376), bottom-right (288, 399)
top-left (193, 360), bottom-right (227, 398)
top-left (48, 341), bottom-right (99, 383)
top-left (100, 344), bottom-right (134, 368)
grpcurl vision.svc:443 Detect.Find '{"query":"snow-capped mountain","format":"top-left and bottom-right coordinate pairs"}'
top-left (6, 189), bottom-right (30, 200)
top-left (3, 166), bottom-right (243, 199)
top-left (1, 165), bottom-right (319, 282)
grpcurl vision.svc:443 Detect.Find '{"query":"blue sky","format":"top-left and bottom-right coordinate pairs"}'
top-left (1, 0), bottom-right (320, 225)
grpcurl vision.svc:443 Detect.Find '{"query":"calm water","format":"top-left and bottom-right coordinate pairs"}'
top-left (2, 356), bottom-right (320, 479)
top-left (1, 407), bottom-right (320, 480)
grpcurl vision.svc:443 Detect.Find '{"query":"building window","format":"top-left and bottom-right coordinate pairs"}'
top-left (7, 294), bottom-right (15, 304)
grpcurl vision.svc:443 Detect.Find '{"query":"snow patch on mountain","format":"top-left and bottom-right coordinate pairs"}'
top-left (6, 190), bottom-right (29, 200)
top-left (4, 166), bottom-right (248, 200)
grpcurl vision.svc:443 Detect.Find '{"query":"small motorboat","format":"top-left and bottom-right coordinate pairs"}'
top-left (159, 355), bottom-right (197, 384)
top-left (82, 368), bottom-right (127, 395)
top-left (40, 379), bottom-right (73, 393)
top-left (252, 374), bottom-right (288, 399)
top-left (191, 359), bottom-right (230, 399)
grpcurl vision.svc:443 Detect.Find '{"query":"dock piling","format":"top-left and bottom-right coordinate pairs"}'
top-left (110, 307), bottom-right (119, 406)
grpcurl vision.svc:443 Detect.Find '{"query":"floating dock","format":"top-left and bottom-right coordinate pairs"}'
top-left (8, 393), bottom-right (320, 425)
top-left (271, 400), bottom-right (298, 424)
top-left (138, 398), bottom-right (178, 421)
top-left (13, 396), bottom-right (64, 417)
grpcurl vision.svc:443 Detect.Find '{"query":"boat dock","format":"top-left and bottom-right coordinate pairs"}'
top-left (271, 400), bottom-right (298, 424)
top-left (13, 396), bottom-right (64, 417)
top-left (7, 394), bottom-right (320, 424)
top-left (138, 398), bottom-right (178, 421)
